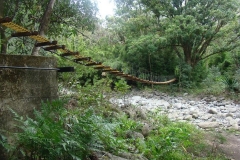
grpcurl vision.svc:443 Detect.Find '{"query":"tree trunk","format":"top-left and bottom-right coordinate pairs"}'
top-left (183, 44), bottom-right (193, 67)
top-left (0, 0), bottom-right (5, 54)
top-left (0, 0), bottom-right (3, 18)
top-left (31, 0), bottom-right (56, 56)
top-left (0, 29), bottom-right (7, 54)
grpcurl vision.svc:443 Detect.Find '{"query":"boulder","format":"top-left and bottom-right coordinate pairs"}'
top-left (208, 108), bottom-right (218, 114)
top-left (227, 108), bottom-right (237, 113)
top-left (198, 122), bottom-right (219, 129)
top-left (142, 123), bottom-right (151, 137)
top-left (184, 115), bottom-right (193, 121)
top-left (173, 103), bottom-right (182, 109)
top-left (201, 114), bottom-right (213, 120)
top-left (126, 131), bottom-right (144, 140)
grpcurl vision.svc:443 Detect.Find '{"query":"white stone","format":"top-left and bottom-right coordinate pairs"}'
top-left (184, 115), bottom-right (193, 120)
top-left (198, 122), bottom-right (219, 129)
top-left (201, 114), bottom-right (213, 120)
top-left (168, 112), bottom-right (178, 119)
top-left (225, 113), bottom-right (234, 117)
top-left (173, 103), bottom-right (182, 109)
top-left (227, 108), bottom-right (237, 113)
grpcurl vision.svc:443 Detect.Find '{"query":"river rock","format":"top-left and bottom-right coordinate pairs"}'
top-left (225, 113), bottom-right (234, 117)
top-left (192, 113), bottom-right (199, 119)
top-left (142, 123), bottom-right (151, 137)
top-left (127, 131), bottom-right (144, 140)
top-left (236, 114), bottom-right (240, 118)
top-left (96, 151), bottom-right (128, 160)
top-left (198, 122), bottom-right (219, 129)
top-left (229, 124), bottom-right (239, 130)
top-left (184, 115), bottom-right (192, 120)
top-left (173, 103), bottom-right (182, 109)
top-left (227, 108), bottom-right (237, 113)
top-left (201, 114), bottom-right (213, 120)
top-left (118, 152), bottom-right (148, 160)
top-left (208, 108), bottom-right (218, 114)
top-left (168, 112), bottom-right (178, 119)
top-left (110, 91), bottom-right (240, 130)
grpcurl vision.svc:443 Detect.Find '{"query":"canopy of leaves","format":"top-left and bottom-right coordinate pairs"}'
top-left (140, 0), bottom-right (240, 67)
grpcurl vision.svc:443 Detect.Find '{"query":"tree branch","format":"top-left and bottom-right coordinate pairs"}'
top-left (198, 21), bottom-right (223, 57)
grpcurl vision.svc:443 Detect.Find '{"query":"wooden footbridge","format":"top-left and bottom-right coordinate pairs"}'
top-left (0, 17), bottom-right (176, 84)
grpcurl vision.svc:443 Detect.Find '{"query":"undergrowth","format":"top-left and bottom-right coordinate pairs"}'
top-left (0, 84), bottom-right (228, 160)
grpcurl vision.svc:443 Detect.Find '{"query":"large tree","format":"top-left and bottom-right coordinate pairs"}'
top-left (106, 0), bottom-right (178, 75)
top-left (140, 0), bottom-right (240, 67)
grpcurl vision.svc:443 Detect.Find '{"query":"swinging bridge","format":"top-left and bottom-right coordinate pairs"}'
top-left (0, 17), bottom-right (176, 85)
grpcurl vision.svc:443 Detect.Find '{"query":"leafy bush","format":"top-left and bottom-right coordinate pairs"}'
top-left (221, 75), bottom-right (238, 92)
top-left (138, 111), bottom-right (200, 160)
top-left (1, 100), bottom-right (118, 160)
top-left (201, 67), bottom-right (225, 95)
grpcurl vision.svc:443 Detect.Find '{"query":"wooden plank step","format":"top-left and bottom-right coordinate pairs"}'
top-left (44, 45), bottom-right (65, 51)
top-left (35, 41), bottom-right (57, 47)
top-left (110, 72), bottom-right (124, 75)
top-left (74, 57), bottom-right (91, 62)
top-left (85, 62), bottom-right (102, 66)
top-left (60, 52), bottom-right (79, 57)
top-left (0, 17), bottom-right (12, 23)
top-left (12, 31), bottom-right (38, 37)
top-left (102, 69), bottom-right (117, 72)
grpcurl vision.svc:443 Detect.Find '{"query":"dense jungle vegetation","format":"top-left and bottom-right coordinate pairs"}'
top-left (0, 0), bottom-right (240, 159)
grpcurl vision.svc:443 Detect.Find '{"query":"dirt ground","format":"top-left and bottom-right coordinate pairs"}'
top-left (205, 131), bottom-right (240, 160)
top-left (216, 132), bottom-right (240, 160)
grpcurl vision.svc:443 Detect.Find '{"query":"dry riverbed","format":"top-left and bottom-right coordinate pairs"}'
top-left (110, 90), bottom-right (240, 160)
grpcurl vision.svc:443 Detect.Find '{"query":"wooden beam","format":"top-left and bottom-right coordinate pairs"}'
top-left (0, 17), bottom-right (12, 24)
top-left (44, 45), bottom-right (65, 51)
top-left (57, 67), bottom-right (75, 72)
top-left (85, 62), bottom-right (102, 66)
top-left (60, 52), bottom-right (79, 57)
top-left (110, 72), bottom-right (124, 75)
top-left (109, 71), bottom-right (121, 73)
top-left (102, 69), bottom-right (117, 72)
top-left (11, 31), bottom-right (38, 37)
top-left (35, 41), bottom-right (57, 47)
top-left (74, 57), bottom-right (91, 62)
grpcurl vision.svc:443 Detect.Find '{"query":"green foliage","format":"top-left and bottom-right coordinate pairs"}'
top-left (114, 79), bottom-right (130, 94)
top-left (115, 114), bottom-right (142, 138)
top-left (208, 52), bottom-right (232, 74)
top-left (201, 67), bottom-right (225, 95)
top-left (140, 0), bottom-right (240, 67)
top-left (0, 94), bottom-right (228, 160)
top-left (221, 75), bottom-right (239, 93)
top-left (143, 123), bottom-right (193, 159)
top-left (175, 61), bottom-right (208, 90)
top-left (1, 0), bottom-right (97, 55)
top-left (1, 100), bottom-right (118, 159)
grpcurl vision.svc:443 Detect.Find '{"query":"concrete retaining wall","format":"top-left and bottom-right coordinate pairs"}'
top-left (0, 54), bottom-right (58, 158)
